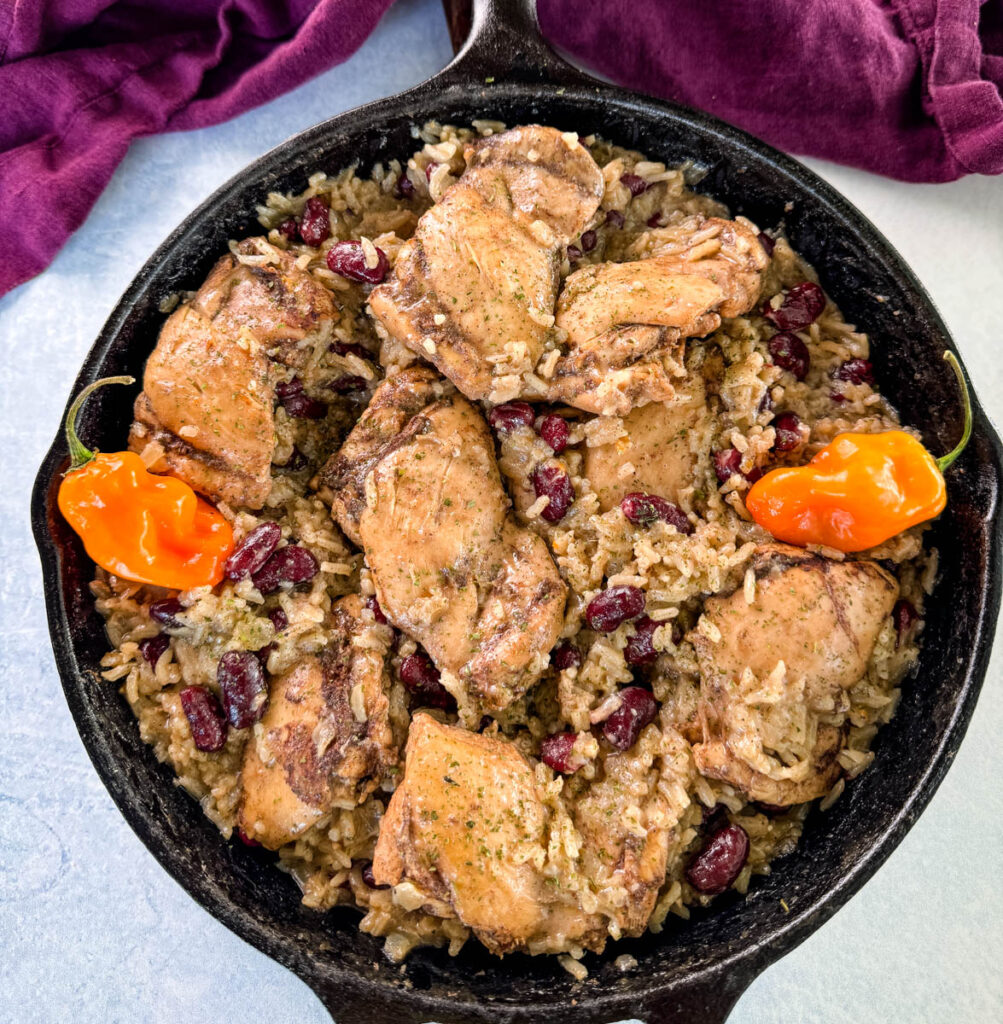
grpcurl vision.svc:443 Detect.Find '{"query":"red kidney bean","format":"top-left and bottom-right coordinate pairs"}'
top-left (149, 598), bottom-right (184, 629)
top-left (619, 492), bottom-right (692, 534)
top-left (399, 651), bottom-right (455, 711)
top-left (298, 196), bottom-right (331, 247)
top-left (757, 231), bottom-right (776, 257)
top-left (236, 829), bottom-right (262, 847)
top-left (580, 229), bottom-right (597, 252)
top-left (330, 341), bottom-right (371, 359)
top-left (621, 173), bottom-right (649, 196)
top-left (567, 244), bottom-right (582, 261)
top-left (646, 212), bottom-right (665, 228)
top-left (268, 607), bottom-right (289, 632)
top-left (763, 282), bottom-right (826, 331)
top-left (393, 173), bottom-right (415, 200)
top-left (745, 466), bottom-right (764, 484)
top-left (361, 861), bottom-right (390, 890)
top-left (624, 616), bottom-right (662, 665)
top-left (602, 686), bottom-right (658, 750)
top-left (538, 414), bottom-right (570, 454)
top-left (424, 161), bottom-right (438, 181)
top-left (686, 823), bottom-right (750, 895)
top-left (366, 595), bottom-right (388, 625)
top-left (328, 375), bottom-right (367, 394)
top-left (274, 378), bottom-right (303, 400)
top-left (277, 218), bottom-right (298, 240)
top-left (755, 801), bottom-right (790, 816)
top-left (139, 633), bottom-right (170, 667)
top-left (532, 463), bottom-right (574, 522)
top-left (552, 640), bottom-right (582, 670)
top-left (326, 240), bottom-right (389, 284)
top-left (713, 448), bottom-right (742, 483)
top-left (772, 412), bottom-right (802, 452)
top-left (180, 685), bottom-right (228, 752)
top-left (768, 332), bottom-right (810, 381)
top-left (585, 586), bottom-right (645, 632)
top-left (218, 651), bottom-right (269, 729)
top-left (252, 545), bottom-right (319, 595)
top-left (894, 598), bottom-right (919, 648)
top-left (605, 209), bottom-right (625, 229)
top-left (833, 358), bottom-right (874, 386)
top-left (225, 521), bottom-right (282, 581)
top-left (488, 401), bottom-right (536, 434)
top-left (540, 732), bottom-right (584, 774)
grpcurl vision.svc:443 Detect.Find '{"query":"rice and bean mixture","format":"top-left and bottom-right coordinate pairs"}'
top-left (94, 121), bottom-right (932, 969)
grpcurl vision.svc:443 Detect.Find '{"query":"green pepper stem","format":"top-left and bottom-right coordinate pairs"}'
top-left (936, 351), bottom-right (972, 473)
top-left (64, 376), bottom-right (136, 472)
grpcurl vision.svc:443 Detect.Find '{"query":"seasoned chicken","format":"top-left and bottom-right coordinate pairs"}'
top-left (196, 240), bottom-right (337, 369)
top-left (238, 595), bottom-right (399, 849)
top-left (319, 367), bottom-right (566, 713)
top-left (584, 373), bottom-right (709, 511)
top-left (373, 715), bottom-right (555, 954)
top-left (369, 126), bottom-right (604, 403)
top-left (129, 239), bottom-right (337, 507)
top-left (373, 715), bottom-right (692, 954)
top-left (690, 544), bottom-right (898, 806)
top-left (130, 304), bottom-right (275, 507)
top-left (550, 216), bottom-right (768, 415)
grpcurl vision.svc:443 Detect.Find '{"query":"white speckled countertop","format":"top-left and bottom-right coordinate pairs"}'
top-left (3, 2), bottom-right (1002, 1021)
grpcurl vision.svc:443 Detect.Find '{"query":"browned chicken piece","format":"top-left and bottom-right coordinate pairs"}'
top-left (584, 373), bottom-right (709, 511)
top-left (461, 124), bottom-right (608, 243)
top-left (129, 239), bottom-right (337, 507)
top-left (197, 240), bottom-right (337, 369)
top-left (369, 126), bottom-right (604, 403)
top-left (691, 544), bottom-right (899, 806)
top-left (551, 216), bottom-right (768, 416)
top-left (238, 595), bottom-right (399, 849)
top-left (373, 715), bottom-right (692, 954)
top-left (130, 303), bottom-right (275, 508)
top-left (373, 715), bottom-right (557, 954)
top-left (318, 368), bottom-right (566, 713)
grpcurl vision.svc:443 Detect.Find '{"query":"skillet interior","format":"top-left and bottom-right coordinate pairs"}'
top-left (31, 11), bottom-right (1003, 1022)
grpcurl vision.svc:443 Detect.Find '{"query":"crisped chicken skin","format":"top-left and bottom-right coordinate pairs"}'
top-left (551, 216), bottom-right (768, 415)
top-left (238, 595), bottom-right (399, 849)
top-left (691, 544), bottom-right (898, 806)
top-left (584, 373), bottom-right (708, 511)
top-left (319, 368), bottom-right (566, 713)
top-left (369, 126), bottom-right (603, 403)
top-left (129, 239), bottom-right (337, 507)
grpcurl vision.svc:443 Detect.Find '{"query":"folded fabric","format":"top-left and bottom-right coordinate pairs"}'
top-left (1, 0), bottom-right (1000, 297)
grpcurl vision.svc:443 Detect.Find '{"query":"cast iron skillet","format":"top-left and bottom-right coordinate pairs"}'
top-left (30, 1), bottom-right (1003, 1020)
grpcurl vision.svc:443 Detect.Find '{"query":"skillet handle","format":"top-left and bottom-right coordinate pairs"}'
top-left (638, 969), bottom-right (752, 1024)
top-left (438, 0), bottom-right (595, 85)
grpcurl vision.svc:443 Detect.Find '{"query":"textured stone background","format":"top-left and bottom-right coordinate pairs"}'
top-left (3, 1), bottom-right (1002, 1021)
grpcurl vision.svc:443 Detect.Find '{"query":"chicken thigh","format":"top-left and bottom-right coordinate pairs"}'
top-left (129, 239), bottom-right (337, 508)
top-left (238, 595), bottom-right (399, 849)
top-left (368, 126), bottom-right (604, 404)
top-left (319, 367), bottom-right (566, 713)
top-left (690, 544), bottom-right (898, 806)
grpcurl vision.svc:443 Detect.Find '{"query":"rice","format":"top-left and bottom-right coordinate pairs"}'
top-left (94, 121), bottom-right (929, 966)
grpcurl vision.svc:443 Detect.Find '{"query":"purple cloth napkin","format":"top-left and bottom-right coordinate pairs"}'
top-left (1, 0), bottom-right (1001, 297)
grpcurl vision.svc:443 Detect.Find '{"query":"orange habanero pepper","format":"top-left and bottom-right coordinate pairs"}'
top-left (57, 376), bottom-right (234, 589)
top-left (746, 352), bottom-right (972, 553)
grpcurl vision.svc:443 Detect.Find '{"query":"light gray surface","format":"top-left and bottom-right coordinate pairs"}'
top-left (2, 1), bottom-right (1002, 1021)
